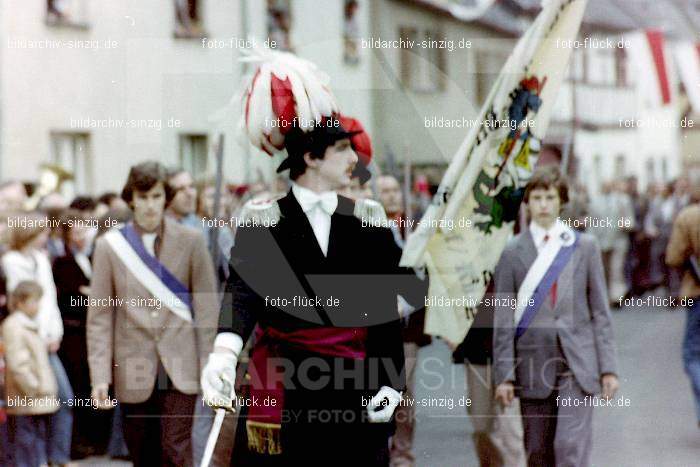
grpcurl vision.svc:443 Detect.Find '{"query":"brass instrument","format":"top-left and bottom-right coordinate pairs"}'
top-left (23, 163), bottom-right (73, 211)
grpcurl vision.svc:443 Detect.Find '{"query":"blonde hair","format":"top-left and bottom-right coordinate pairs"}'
top-left (7, 212), bottom-right (48, 251)
top-left (9, 280), bottom-right (43, 312)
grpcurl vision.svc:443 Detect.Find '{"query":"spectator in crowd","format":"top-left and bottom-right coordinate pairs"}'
top-left (339, 176), bottom-right (373, 200)
top-left (37, 192), bottom-right (68, 212)
top-left (196, 179), bottom-right (232, 220)
top-left (169, 169), bottom-right (230, 286)
top-left (53, 209), bottom-right (111, 459)
top-left (609, 180), bottom-right (636, 302)
top-left (2, 281), bottom-right (60, 467)
top-left (0, 335), bottom-right (9, 467)
top-left (666, 188), bottom-right (700, 428)
top-left (645, 181), bottom-right (678, 293)
top-left (195, 178), bottom-right (235, 265)
top-left (0, 212), bottom-right (12, 465)
top-left (68, 196), bottom-right (96, 215)
top-left (68, 196), bottom-right (98, 253)
top-left (2, 212), bottom-right (74, 466)
top-left (95, 192), bottom-right (129, 219)
top-left (39, 204), bottom-right (67, 261)
top-left (624, 176), bottom-right (652, 297)
top-left (377, 175), bottom-right (409, 245)
top-left (591, 180), bottom-right (635, 303)
top-left (667, 177), bottom-right (692, 299)
top-left (166, 168), bottom-right (199, 228)
top-left (0, 181), bottom-right (27, 211)
top-left (0, 213), bottom-right (12, 324)
top-left (559, 180), bottom-right (589, 231)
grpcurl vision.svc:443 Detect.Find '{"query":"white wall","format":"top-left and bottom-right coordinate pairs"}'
top-left (369, 0), bottom-right (513, 167)
top-left (0, 0), bottom-right (245, 193)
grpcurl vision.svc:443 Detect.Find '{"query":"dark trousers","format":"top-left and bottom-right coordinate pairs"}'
top-left (519, 373), bottom-right (593, 467)
top-left (122, 388), bottom-right (197, 467)
top-left (231, 381), bottom-right (391, 466)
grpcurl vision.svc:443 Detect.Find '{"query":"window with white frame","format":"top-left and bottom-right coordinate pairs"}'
top-left (399, 27), bottom-right (447, 93)
top-left (475, 49), bottom-right (508, 105)
top-left (568, 48), bottom-right (585, 81)
top-left (50, 132), bottom-right (91, 198)
top-left (179, 134), bottom-right (209, 178)
top-left (590, 48), bottom-right (615, 86)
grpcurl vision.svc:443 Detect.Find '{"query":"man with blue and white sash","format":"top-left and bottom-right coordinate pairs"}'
top-left (87, 161), bottom-right (219, 467)
top-left (493, 167), bottom-right (619, 467)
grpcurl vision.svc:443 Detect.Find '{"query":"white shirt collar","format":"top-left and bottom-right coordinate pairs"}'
top-left (291, 183), bottom-right (338, 215)
top-left (529, 219), bottom-right (563, 251)
top-left (291, 183), bottom-right (336, 256)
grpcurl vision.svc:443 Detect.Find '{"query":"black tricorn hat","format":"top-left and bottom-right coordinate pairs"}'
top-left (277, 117), bottom-right (360, 173)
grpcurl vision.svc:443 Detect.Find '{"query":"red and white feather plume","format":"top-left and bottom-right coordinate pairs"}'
top-left (241, 47), bottom-right (339, 155)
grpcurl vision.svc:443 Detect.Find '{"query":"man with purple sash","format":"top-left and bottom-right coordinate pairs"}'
top-left (493, 167), bottom-right (619, 467)
top-left (87, 161), bottom-right (219, 467)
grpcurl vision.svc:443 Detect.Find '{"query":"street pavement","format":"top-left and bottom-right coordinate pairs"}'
top-left (412, 298), bottom-right (700, 467)
top-left (77, 297), bottom-right (700, 466)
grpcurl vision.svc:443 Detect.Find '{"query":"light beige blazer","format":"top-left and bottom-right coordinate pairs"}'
top-left (86, 218), bottom-right (219, 403)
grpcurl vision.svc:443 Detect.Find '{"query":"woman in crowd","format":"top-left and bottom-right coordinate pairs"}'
top-left (53, 209), bottom-right (111, 459)
top-left (1, 211), bottom-right (74, 466)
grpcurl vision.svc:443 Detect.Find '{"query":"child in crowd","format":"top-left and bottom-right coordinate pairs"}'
top-left (2, 280), bottom-right (59, 467)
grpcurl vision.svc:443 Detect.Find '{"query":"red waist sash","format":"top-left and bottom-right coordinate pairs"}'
top-left (246, 325), bottom-right (368, 455)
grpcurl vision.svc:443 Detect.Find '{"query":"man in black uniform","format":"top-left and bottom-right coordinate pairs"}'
top-left (200, 50), bottom-right (427, 467)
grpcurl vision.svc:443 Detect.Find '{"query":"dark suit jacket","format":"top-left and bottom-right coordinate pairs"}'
top-left (493, 230), bottom-right (618, 398)
top-left (53, 254), bottom-right (91, 395)
top-left (219, 191), bottom-right (429, 397)
top-left (53, 254), bottom-right (90, 330)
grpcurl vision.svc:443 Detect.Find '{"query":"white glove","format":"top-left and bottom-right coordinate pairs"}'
top-left (366, 386), bottom-right (402, 423)
top-left (201, 333), bottom-right (243, 411)
top-left (201, 352), bottom-right (237, 410)
top-left (397, 295), bottom-right (415, 319)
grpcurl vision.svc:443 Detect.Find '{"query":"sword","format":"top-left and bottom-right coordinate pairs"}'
top-left (199, 374), bottom-right (236, 467)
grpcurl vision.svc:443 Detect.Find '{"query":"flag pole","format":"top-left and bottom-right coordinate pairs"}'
top-left (209, 134), bottom-right (225, 266)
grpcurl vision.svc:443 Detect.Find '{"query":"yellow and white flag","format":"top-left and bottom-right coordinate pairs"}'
top-left (401, 0), bottom-right (588, 345)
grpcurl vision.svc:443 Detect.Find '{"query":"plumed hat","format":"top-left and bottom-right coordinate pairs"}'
top-left (338, 115), bottom-right (373, 184)
top-left (241, 48), bottom-right (340, 156)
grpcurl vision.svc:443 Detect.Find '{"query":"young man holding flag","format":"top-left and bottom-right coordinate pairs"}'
top-left (493, 166), bottom-right (618, 467)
